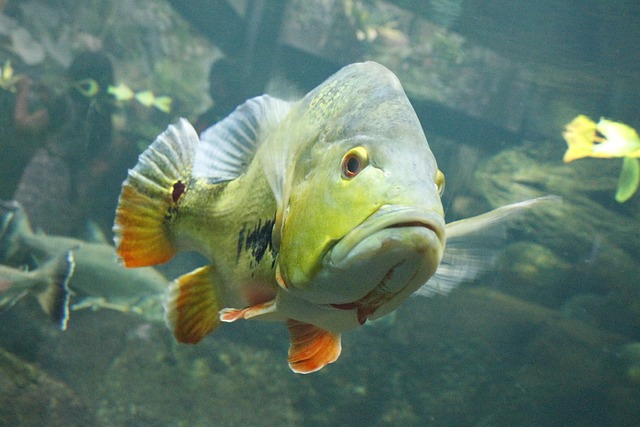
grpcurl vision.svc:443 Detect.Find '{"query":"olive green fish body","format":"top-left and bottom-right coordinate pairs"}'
top-left (170, 170), bottom-right (280, 310)
top-left (113, 61), bottom-right (555, 373)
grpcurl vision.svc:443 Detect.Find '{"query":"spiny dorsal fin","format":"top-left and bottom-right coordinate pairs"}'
top-left (194, 94), bottom-right (293, 182)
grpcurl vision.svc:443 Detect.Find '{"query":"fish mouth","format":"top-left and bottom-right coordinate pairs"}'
top-left (328, 205), bottom-right (445, 268)
top-left (300, 205), bottom-right (446, 323)
top-left (322, 205), bottom-right (445, 324)
top-left (282, 205), bottom-right (445, 330)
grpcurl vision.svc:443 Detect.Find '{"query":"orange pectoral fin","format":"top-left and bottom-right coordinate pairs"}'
top-left (114, 183), bottom-right (177, 267)
top-left (164, 266), bottom-right (221, 344)
top-left (113, 119), bottom-right (199, 267)
top-left (286, 319), bottom-right (342, 374)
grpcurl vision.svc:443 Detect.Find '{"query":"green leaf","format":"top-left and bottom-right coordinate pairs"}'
top-left (615, 157), bottom-right (640, 203)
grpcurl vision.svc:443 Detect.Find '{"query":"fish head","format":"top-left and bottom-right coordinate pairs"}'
top-left (275, 62), bottom-right (445, 327)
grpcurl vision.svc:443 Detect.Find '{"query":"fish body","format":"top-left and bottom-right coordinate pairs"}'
top-left (562, 115), bottom-right (640, 202)
top-left (0, 60), bottom-right (21, 91)
top-left (1, 202), bottom-right (166, 320)
top-left (107, 83), bottom-right (172, 113)
top-left (563, 115), bottom-right (640, 162)
top-left (114, 61), bottom-right (552, 373)
top-left (0, 249), bottom-right (73, 330)
top-left (107, 83), bottom-right (135, 101)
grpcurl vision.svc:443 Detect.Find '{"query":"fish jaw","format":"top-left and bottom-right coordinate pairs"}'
top-left (328, 205), bottom-right (445, 268)
top-left (278, 205), bottom-right (444, 330)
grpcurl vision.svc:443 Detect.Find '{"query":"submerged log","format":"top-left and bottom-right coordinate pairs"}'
top-left (475, 142), bottom-right (640, 289)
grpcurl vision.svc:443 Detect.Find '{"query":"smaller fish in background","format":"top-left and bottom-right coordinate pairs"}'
top-left (75, 79), bottom-right (173, 113)
top-left (562, 115), bottom-right (640, 202)
top-left (106, 82), bottom-right (134, 100)
top-left (133, 90), bottom-right (172, 113)
top-left (1, 201), bottom-right (167, 323)
top-left (562, 115), bottom-right (640, 161)
top-left (0, 59), bottom-right (21, 91)
top-left (107, 83), bottom-right (172, 113)
top-left (0, 250), bottom-right (74, 330)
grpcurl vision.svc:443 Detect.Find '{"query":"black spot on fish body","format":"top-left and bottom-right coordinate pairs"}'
top-left (164, 179), bottom-right (189, 223)
top-left (236, 216), bottom-right (277, 268)
top-left (236, 223), bottom-right (247, 262)
top-left (246, 218), bottom-right (272, 264)
top-left (172, 180), bottom-right (185, 203)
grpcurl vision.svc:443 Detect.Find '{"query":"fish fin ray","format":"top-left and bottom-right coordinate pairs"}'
top-left (417, 196), bottom-right (561, 297)
top-left (286, 319), bottom-right (341, 374)
top-left (164, 266), bottom-right (221, 344)
top-left (219, 299), bottom-right (277, 322)
top-left (113, 118), bottom-right (197, 267)
top-left (35, 250), bottom-right (74, 330)
top-left (195, 95), bottom-right (292, 182)
top-left (418, 245), bottom-right (498, 297)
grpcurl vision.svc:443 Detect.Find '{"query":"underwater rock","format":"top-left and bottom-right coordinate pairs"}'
top-left (473, 142), bottom-right (640, 329)
top-left (280, 0), bottom-right (362, 64)
top-left (281, 0), bottom-right (532, 135)
top-left (494, 241), bottom-right (573, 307)
top-left (620, 342), bottom-right (640, 384)
top-left (0, 348), bottom-right (93, 426)
top-left (5, 0), bottom-right (216, 119)
top-left (95, 324), bottom-right (302, 426)
top-left (391, 287), bottom-right (639, 426)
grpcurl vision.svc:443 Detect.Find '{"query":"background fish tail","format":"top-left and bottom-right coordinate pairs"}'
top-left (33, 250), bottom-right (74, 330)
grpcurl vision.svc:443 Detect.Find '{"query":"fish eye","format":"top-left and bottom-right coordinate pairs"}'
top-left (435, 170), bottom-right (445, 195)
top-left (341, 147), bottom-right (369, 179)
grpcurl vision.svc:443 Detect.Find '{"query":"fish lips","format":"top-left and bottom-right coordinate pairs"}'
top-left (308, 206), bottom-right (445, 308)
top-left (329, 205), bottom-right (445, 269)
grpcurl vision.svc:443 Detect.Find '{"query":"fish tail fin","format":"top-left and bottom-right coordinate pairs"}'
top-left (0, 201), bottom-right (33, 263)
top-left (34, 250), bottom-right (75, 331)
top-left (562, 115), bottom-right (597, 163)
top-left (164, 266), bottom-right (222, 344)
top-left (113, 119), bottom-right (198, 267)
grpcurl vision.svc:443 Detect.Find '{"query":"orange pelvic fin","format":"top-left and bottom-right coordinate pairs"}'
top-left (113, 119), bottom-right (198, 267)
top-left (286, 319), bottom-right (342, 374)
top-left (220, 300), bottom-right (277, 322)
top-left (164, 265), bottom-right (221, 344)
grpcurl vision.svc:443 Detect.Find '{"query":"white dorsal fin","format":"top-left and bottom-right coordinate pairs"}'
top-left (193, 94), bottom-right (293, 182)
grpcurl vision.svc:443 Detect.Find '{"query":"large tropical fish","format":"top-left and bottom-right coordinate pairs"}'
top-left (114, 61), bottom-right (551, 373)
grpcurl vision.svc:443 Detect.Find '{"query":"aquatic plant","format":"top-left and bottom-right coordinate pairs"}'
top-left (562, 115), bottom-right (640, 202)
